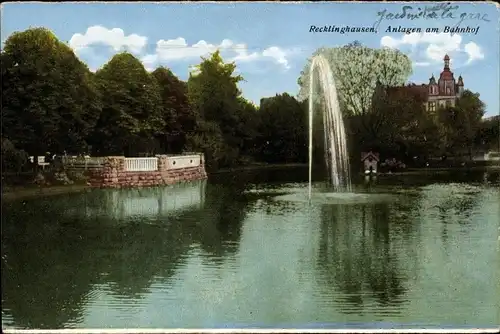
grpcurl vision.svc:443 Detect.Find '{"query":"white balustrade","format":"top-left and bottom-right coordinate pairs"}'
top-left (167, 154), bottom-right (201, 170)
top-left (124, 157), bottom-right (158, 172)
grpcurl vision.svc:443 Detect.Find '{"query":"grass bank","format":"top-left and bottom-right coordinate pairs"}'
top-left (2, 184), bottom-right (90, 201)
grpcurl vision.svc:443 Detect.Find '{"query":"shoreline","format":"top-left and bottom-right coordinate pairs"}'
top-left (3, 163), bottom-right (307, 200)
top-left (211, 163), bottom-right (308, 174)
top-left (371, 165), bottom-right (500, 176)
top-left (2, 164), bottom-right (499, 201)
top-left (2, 184), bottom-right (90, 202)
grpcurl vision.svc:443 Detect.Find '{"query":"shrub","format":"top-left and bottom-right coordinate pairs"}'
top-left (1, 138), bottom-right (30, 173)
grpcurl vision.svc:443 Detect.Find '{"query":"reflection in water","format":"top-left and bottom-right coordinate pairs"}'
top-left (2, 180), bottom-right (250, 329)
top-left (2, 169), bottom-right (499, 328)
top-left (415, 183), bottom-right (482, 249)
top-left (56, 180), bottom-right (207, 220)
top-left (316, 204), bottom-right (409, 316)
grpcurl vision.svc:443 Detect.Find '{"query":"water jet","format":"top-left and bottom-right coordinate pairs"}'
top-left (308, 55), bottom-right (351, 200)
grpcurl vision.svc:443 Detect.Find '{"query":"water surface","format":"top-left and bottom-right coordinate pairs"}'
top-left (2, 168), bottom-right (499, 329)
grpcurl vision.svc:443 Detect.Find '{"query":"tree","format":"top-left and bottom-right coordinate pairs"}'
top-left (456, 91), bottom-right (486, 159)
top-left (187, 50), bottom-right (246, 168)
top-left (297, 42), bottom-right (413, 117)
top-left (255, 93), bottom-right (307, 163)
top-left (152, 67), bottom-right (195, 154)
top-left (345, 83), bottom-right (443, 163)
top-left (184, 120), bottom-right (227, 172)
top-left (381, 85), bottom-right (441, 159)
top-left (438, 90), bottom-right (486, 159)
top-left (1, 138), bottom-right (30, 173)
top-left (92, 53), bottom-right (165, 156)
top-left (1, 27), bottom-right (101, 155)
top-left (234, 97), bottom-right (260, 159)
top-left (475, 116), bottom-right (499, 152)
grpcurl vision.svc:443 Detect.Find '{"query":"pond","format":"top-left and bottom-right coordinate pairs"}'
top-left (1, 167), bottom-right (499, 329)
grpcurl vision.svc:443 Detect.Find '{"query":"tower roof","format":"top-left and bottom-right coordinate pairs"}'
top-left (440, 54), bottom-right (453, 80)
top-left (429, 74), bottom-right (436, 84)
top-left (439, 70), bottom-right (454, 81)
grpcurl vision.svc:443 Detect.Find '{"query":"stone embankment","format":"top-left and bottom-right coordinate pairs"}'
top-left (89, 154), bottom-right (207, 188)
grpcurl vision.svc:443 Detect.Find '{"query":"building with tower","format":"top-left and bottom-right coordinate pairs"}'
top-left (425, 54), bottom-right (464, 112)
top-left (373, 54), bottom-right (465, 113)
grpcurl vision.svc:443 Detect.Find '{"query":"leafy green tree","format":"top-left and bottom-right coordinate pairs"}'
top-left (1, 138), bottom-right (30, 173)
top-left (152, 67), bottom-right (195, 154)
top-left (234, 97), bottom-right (260, 160)
top-left (187, 51), bottom-right (246, 168)
top-left (370, 84), bottom-right (441, 160)
top-left (1, 27), bottom-right (101, 155)
top-left (455, 90), bottom-right (486, 159)
top-left (297, 42), bottom-right (413, 116)
top-left (184, 120), bottom-right (227, 172)
top-left (475, 116), bottom-right (499, 152)
top-left (92, 53), bottom-right (165, 156)
top-left (438, 90), bottom-right (486, 159)
top-left (256, 93), bottom-right (307, 163)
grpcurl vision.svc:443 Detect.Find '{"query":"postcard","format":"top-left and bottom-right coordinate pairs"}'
top-left (1, 1), bottom-right (499, 332)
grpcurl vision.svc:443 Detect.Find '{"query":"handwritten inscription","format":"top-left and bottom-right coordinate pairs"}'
top-left (373, 3), bottom-right (490, 33)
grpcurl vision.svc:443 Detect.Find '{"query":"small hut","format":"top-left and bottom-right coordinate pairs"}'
top-left (361, 152), bottom-right (380, 174)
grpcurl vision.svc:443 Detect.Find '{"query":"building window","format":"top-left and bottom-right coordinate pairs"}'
top-left (445, 100), bottom-right (452, 108)
top-left (446, 87), bottom-right (451, 95)
top-left (428, 102), bottom-right (436, 112)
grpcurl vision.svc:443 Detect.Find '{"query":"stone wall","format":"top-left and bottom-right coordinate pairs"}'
top-left (89, 154), bottom-right (208, 189)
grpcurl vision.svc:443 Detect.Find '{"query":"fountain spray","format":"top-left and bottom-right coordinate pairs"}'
top-left (308, 55), bottom-right (352, 201)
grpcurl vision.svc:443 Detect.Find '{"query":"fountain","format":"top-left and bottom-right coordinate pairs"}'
top-left (252, 55), bottom-right (397, 205)
top-left (308, 54), bottom-right (351, 200)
